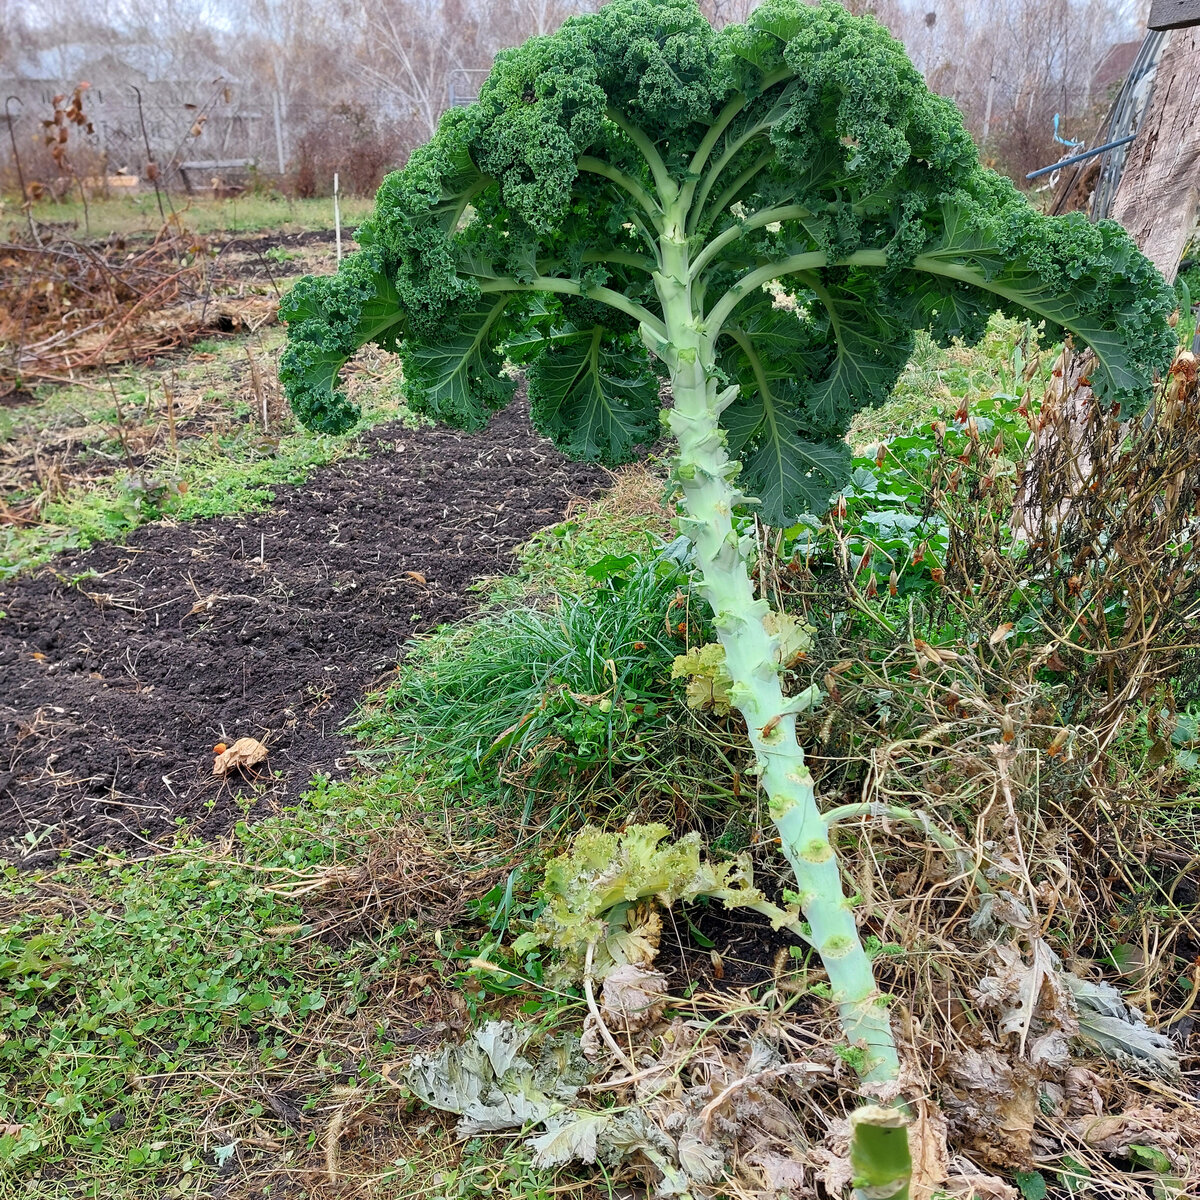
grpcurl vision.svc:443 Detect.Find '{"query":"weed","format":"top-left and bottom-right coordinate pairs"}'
top-left (356, 550), bottom-right (689, 801)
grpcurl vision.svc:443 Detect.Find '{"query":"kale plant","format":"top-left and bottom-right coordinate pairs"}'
top-left (281, 0), bottom-right (1173, 1121)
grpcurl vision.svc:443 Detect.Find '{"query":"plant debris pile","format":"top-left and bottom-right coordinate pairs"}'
top-left (0, 221), bottom-right (277, 390)
top-left (404, 812), bottom-right (1196, 1199)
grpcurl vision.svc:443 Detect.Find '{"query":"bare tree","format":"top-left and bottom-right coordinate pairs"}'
top-left (0, 0), bottom-right (1157, 197)
top-left (351, 0), bottom-right (483, 140)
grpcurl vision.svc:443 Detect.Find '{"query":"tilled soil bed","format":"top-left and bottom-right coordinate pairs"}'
top-left (0, 405), bottom-right (606, 861)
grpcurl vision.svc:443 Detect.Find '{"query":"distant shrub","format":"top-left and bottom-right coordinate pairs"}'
top-left (290, 104), bottom-right (404, 198)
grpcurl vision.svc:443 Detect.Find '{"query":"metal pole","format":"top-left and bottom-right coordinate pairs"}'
top-left (1025, 134), bottom-right (1138, 181)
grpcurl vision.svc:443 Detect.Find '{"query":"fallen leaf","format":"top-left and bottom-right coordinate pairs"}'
top-left (599, 964), bottom-right (667, 1033)
top-left (989, 623), bottom-right (1015, 646)
top-left (1074, 1106), bottom-right (1180, 1159)
top-left (909, 1100), bottom-right (949, 1200)
top-left (943, 1172), bottom-right (1018, 1200)
top-left (529, 1112), bottom-right (612, 1167)
top-left (744, 1149), bottom-right (809, 1193)
top-left (405, 570), bottom-right (427, 584)
top-left (815, 1119), bottom-right (853, 1196)
top-left (677, 1129), bottom-right (725, 1184)
top-left (942, 1046), bottom-right (1037, 1168)
top-left (213, 736), bottom-right (268, 776)
top-left (976, 940), bottom-right (1073, 1064)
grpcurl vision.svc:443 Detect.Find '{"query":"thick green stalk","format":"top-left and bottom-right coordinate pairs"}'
top-left (849, 1105), bottom-right (912, 1199)
top-left (646, 214), bottom-right (900, 1087)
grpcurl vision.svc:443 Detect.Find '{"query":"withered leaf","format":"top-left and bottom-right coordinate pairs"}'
top-left (213, 736), bottom-right (268, 776)
top-left (909, 1100), bottom-right (950, 1200)
top-left (943, 1173), bottom-right (1018, 1200)
top-left (599, 964), bottom-right (667, 1032)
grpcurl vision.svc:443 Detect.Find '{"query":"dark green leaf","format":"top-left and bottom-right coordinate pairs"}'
top-left (794, 271), bottom-right (913, 435)
top-left (279, 246), bottom-right (405, 434)
top-left (1014, 1170), bottom-right (1047, 1200)
top-left (908, 196), bottom-right (1175, 413)
top-left (401, 299), bottom-right (517, 429)
top-left (526, 326), bottom-right (659, 463)
top-left (741, 425), bottom-right (850, 526)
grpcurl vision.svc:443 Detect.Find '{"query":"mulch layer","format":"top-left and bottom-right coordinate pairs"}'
top-left (0, 404), bottom-right (607, 862)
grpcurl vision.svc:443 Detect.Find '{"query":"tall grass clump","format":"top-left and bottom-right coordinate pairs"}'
top-left (356, 552), bottom-right (692, 801)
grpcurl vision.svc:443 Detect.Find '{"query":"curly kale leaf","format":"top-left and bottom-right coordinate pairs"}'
top-left (399, 299), bottom-right (517, 429)
top-left (904, 187), bottom-right (1178, 414)
top-left (278, 246), bottom-right (404, 435)
top-left (512, 823), bottom-right (775, 982)
top-left (278, 0), bottom-right (1174, 521)
top-left (521, 324), bottom-right (661, 462)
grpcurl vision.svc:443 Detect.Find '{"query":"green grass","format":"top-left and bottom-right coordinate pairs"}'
top-left (849, 314), bottom-right (1056, 449)
top-left (11, 192), bottom-right (376, 240)
top-left (0, 505), bottom-right (661, 1200)
top-left (0, 773), bottom-right (446, 1198)
top-left (356, 553), bottom-right (689, 801)
top-left (4, 433), bottom-right (349, 573)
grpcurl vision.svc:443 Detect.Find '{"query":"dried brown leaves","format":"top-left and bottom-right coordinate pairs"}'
top-left (212, 736), bottom-right (268, 776)
top-left (0, 226), bottom-right (275, 389)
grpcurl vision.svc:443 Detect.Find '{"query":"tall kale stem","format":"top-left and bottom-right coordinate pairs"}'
top-left (647, 211), bottom-right (900, 1086)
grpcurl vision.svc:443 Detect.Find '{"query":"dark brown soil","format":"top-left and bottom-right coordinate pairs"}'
top-left (0, 404), bottom-right (606, 862)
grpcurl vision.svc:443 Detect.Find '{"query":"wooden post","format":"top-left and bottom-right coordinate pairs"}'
top-left (334, 173), bottom-right (342, 265)
top-left (1110, 25), bottom-right (1200, 282)
top-left (272, 90), bottom-right (286, 176)
top-left (1148, 0), bottom-right (1200, 31)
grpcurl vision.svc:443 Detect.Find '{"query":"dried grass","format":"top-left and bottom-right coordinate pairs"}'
top-left (576, 461), bottom-right (674, 532)
top-left (0, 221), bottom-right (279, 389)
top-left (279, 825), bottom-right (512, 946)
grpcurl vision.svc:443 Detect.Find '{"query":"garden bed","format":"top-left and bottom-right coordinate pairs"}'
top-left (0, 402), bottom-right (606, 860)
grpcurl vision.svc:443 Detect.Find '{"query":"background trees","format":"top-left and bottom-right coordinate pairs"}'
top-left (0, 0), bottom-right (1149, 196)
